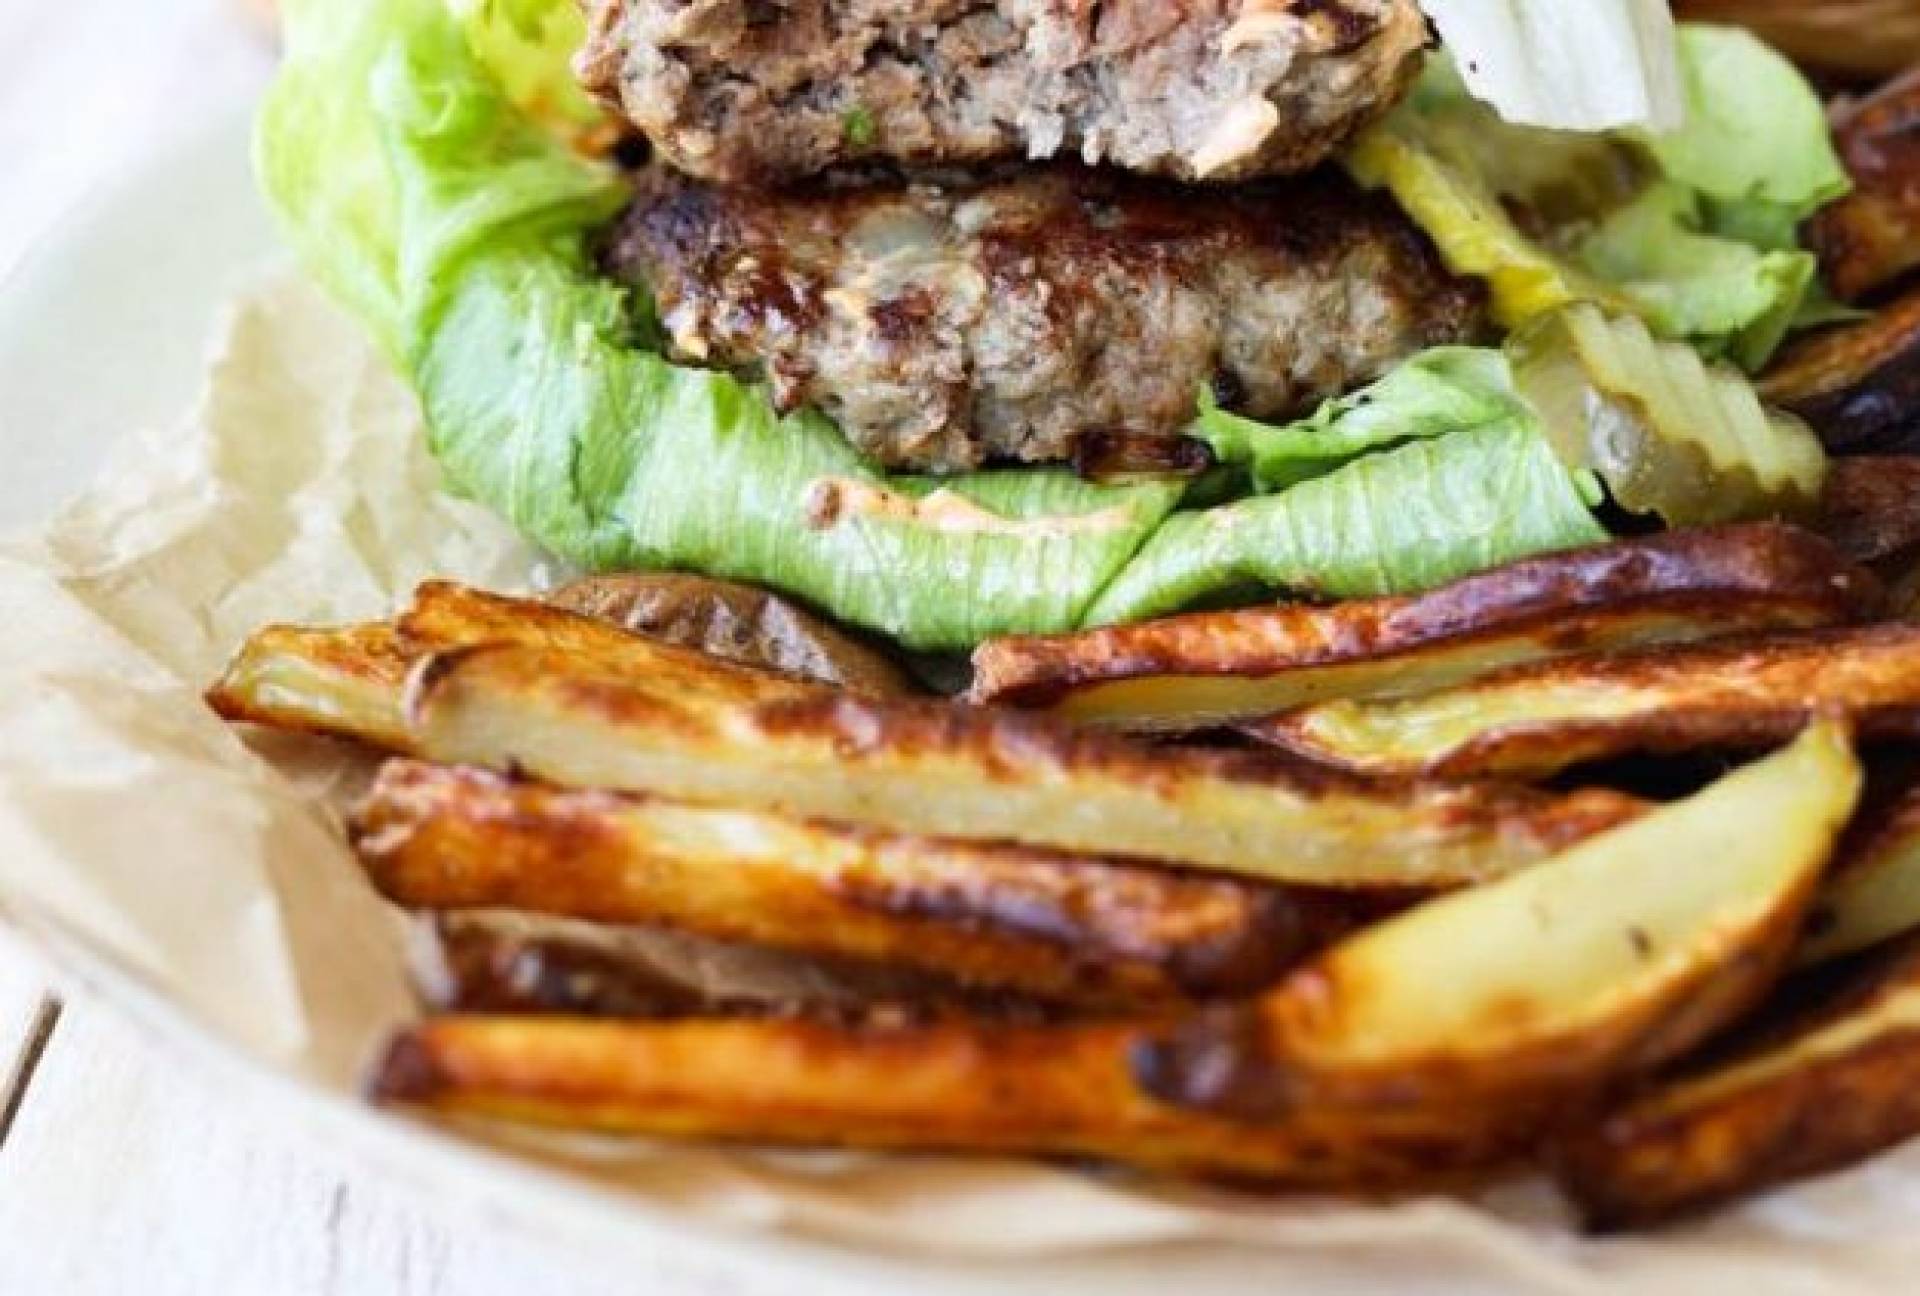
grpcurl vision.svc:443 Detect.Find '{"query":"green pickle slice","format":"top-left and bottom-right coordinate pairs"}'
top-left (1509, 304), bottom-right (1826, 527)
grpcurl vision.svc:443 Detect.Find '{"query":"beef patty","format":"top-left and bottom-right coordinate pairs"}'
top-left (599, 165), bottom-right (1486, 472)
top-left (577, 0), bottom-right (1429, 185)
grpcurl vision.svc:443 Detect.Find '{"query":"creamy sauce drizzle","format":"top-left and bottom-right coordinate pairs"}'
top-left (805, 477), bottom-right (1135, 539)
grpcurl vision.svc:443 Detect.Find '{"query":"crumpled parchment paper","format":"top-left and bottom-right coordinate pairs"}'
top-left (6, 271), bottom-right (1920, 1293)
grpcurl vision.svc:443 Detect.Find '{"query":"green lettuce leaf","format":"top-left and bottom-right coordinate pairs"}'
top-left (1087, 421), bottom-right (1608, 626)
top-left (1198, 348), bottom-right (1523, 494)
top-left (1702, 198), bottom-right (1806, 255)
top-left (422, 241), bottom-right (1187, 643)
top-left (255, 0), bottom-right (429, 363)
top-left (1638, 26), bottom-right (1850, 221)
top-left (1348, 31), bottom-right (1847, 370)
top-left (1576, 181), bottom-right (1818, 371)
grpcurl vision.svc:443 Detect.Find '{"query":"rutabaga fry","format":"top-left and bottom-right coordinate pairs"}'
top-left (1136, 725), bottom-right (1860, 1132)
top-left (420, 912), bottom-right (1070, 1023)
top-left (397, 638), bottom-right (1642, 890)
top-left (546, 571), bottom-right (920, 697)
top-left (424, 912), bottom-right (724, 1019)
top-left (1246, 625), bottom-right (1920, 779)
top-left (969, 525), bottom-right (1876, 731)
top-left (368, 1014), bottom-right (1521, 1188)
top-left (1558, 933), bottom-right (1920, 1231)
top-left (203, 580), bottom-right (879, 751)
top-left (355, 760), bottom-right (1337, 1005)
top-left (398, 580), bottom-right (721, 666)
top-left (1765, 286), bottom-right (1920, 459)
top-left (1813, 456), bottom-right (1920, 565)
top-left (204, 622), bottom-right (416, 752)
top-left (1800, 774), bottom-right (1920, 966)
top-left (1804, 70), bottom-right (1920, 304)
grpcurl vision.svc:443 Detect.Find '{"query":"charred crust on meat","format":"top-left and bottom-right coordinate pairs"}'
top-left (600, 164), bottom-right (1485, 471)
top-left (1071, 431), bottom-right (1217, 484)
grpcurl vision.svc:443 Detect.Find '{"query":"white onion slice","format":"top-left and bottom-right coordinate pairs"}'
top-left (1418, 0), bottom-right (1685, 133)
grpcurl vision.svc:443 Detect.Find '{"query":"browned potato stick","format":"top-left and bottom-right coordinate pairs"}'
top-left (422, 912), bottom-right (1069, 1023)
top-left (1814, 456), bottom-right (1920, 564)
top-left (205, 622), bottom-right (416, 752)
top-left (547, 572), bottom-right (918, 697)
top-left (1558, 933), bottom-right (1920, 1231)
top-left (1807, 69), bottom-right (1920, 302)
top-left (1136, 727), bottom-right (1860, 1128)
top-left (970, 527), bottom-right (1876, 730)
top-left (1801, 775), bottom-right (1920, 966)
top-left (355, 760), bottom-right (1335, 1004)
top-left (409, 577), bottom-right (918, 699)
top-left (370, 1015), bottom-right (1519, 1188)
top-left (204, 578), bottom-right (881, 752)
top-left (1765, 286), bottom-right (1920, 458)
top-left (1245, 625), bottom-right (1920, 779)
top-left (398, 580), bottom-right (696, 664)
top-left (399, 636), bottom-right (1642, 890)
top-left (426, 912), bottom-right (721, 1019)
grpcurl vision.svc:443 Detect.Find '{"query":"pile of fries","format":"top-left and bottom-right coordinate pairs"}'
top-left (203, 504), bottom-right (1920, 1229)
top-left (195, 68), bottom-right (1920, 1235)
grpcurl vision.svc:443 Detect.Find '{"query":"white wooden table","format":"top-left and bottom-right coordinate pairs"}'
top-left (0, 5), bottom-right (645, 1290)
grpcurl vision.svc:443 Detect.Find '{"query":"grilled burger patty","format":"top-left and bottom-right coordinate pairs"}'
top-left (577, 0), bottom-right (1428, 184)
top-left (599, 165), bottom-right (1486, 472)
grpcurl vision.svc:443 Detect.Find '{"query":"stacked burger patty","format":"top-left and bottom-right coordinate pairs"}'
top-left (580, 0), bottom-right (1485, 472)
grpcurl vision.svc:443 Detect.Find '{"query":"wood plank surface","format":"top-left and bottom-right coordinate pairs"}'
top-left (0, 940), bottom-right (59, 1149)
top-left (0, 961), bottom-right (644, 1296)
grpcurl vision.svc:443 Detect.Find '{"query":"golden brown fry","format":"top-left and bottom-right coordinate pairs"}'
top-left (1246, 625), bottom-right (1920, 779)
top-left (1814, 456), bottom-right (1920, 564)
top-left (203, 581), bottom-right (827, 753)
top-left (1806, 70), bottom-right (1920, 302)
top-left (421, 911), bottom-right (1070, 1023)
top-left (425, 912), bottom-right (720, 1019)
top-left (1137, 727), bottom-right (1860, 1131)
top-left (970, 527), bottom-right (1876, 730)
top-left (1765, 286), bottom-right (1920, 457)
top-left (1557, 933), bottom-right (1920, 1231)
top-left (355, 761), bottom-right (1334, 1004)
top-left (204, 622), bottom-right (416, 752)
top-left (369, 1014), bottom-right (1518, 1188)
top-left (547, 572), bottom-right (918, 697)
top-left (1802, 774), bottom-right (1920, 966)
top-left (203, 582), bottom-right (776, 754)
top-left (399, 580), bottom-right (674, 663)
top-left (399, 635), bottom-right (1641, 890)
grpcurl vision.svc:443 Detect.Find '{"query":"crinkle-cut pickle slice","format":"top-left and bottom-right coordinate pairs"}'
top-left (1511, 304), bottom-right (1826, 526)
